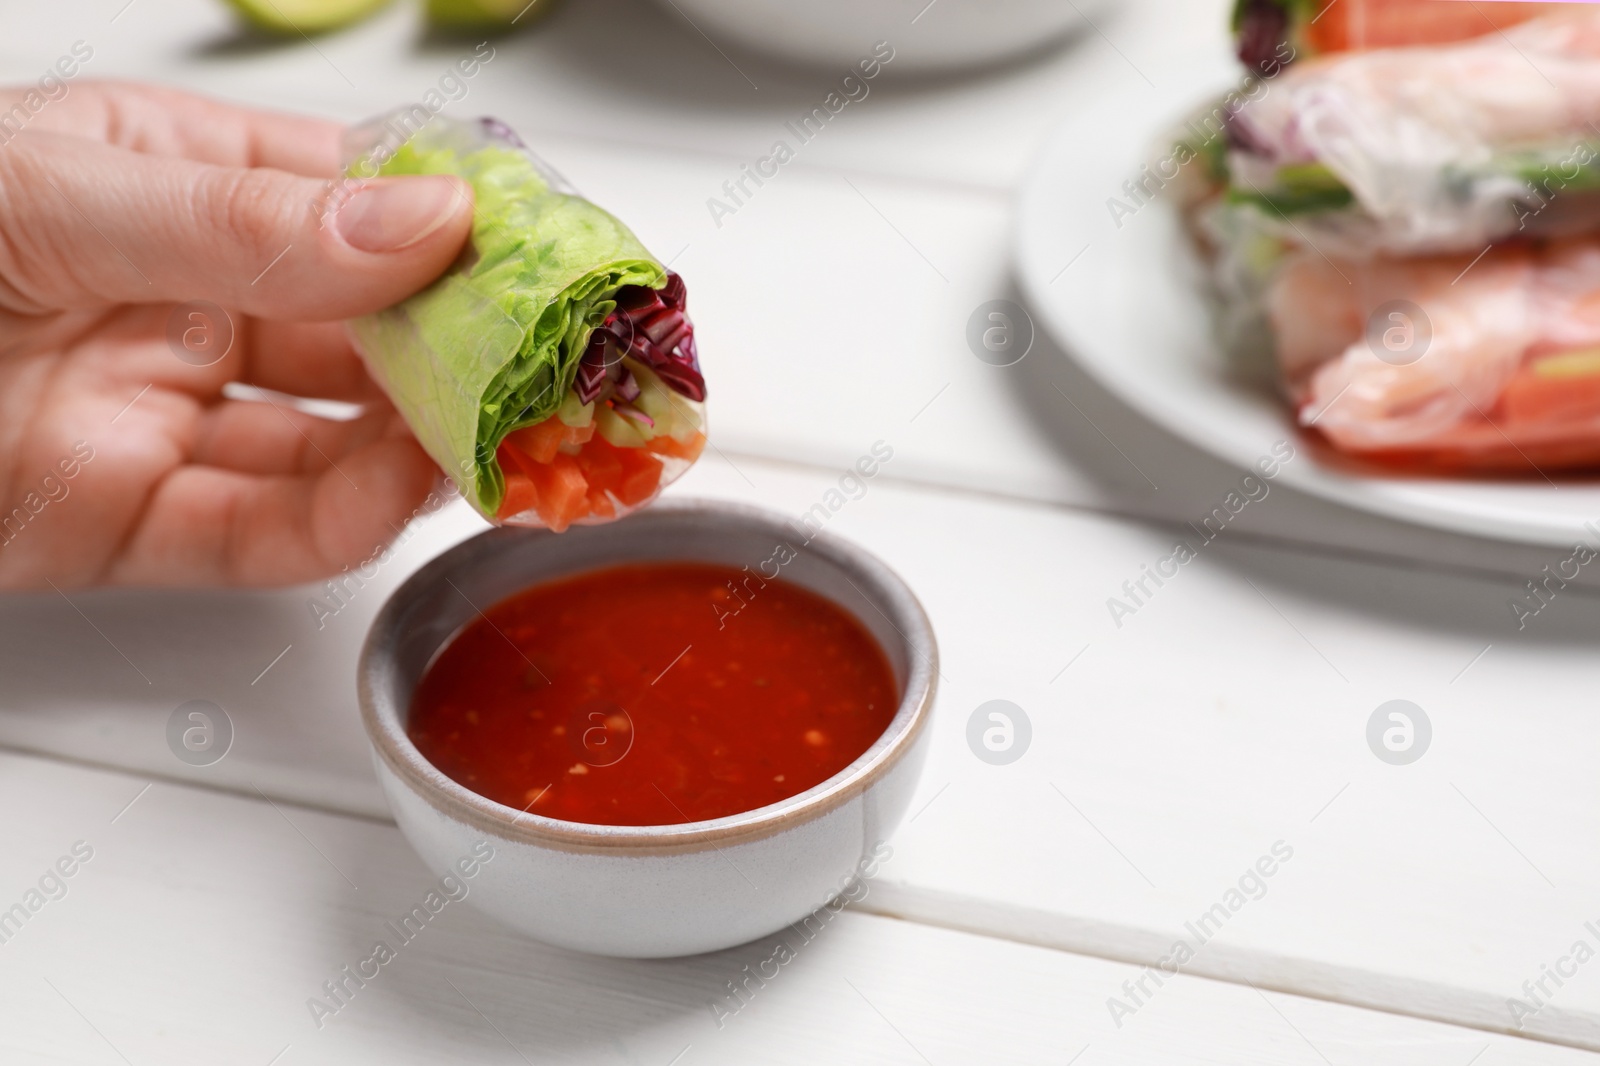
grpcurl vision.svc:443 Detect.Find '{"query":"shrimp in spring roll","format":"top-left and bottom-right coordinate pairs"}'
top-left (1272, 239), bottom-right (1600, 472)
top-left (344, 114), bottom-right (707, 533)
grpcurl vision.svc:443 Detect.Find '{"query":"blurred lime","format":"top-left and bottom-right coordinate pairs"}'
top-left (222, 0), bottom-right (393, 34)
top-left (427, 0), bottom-right (558, 30)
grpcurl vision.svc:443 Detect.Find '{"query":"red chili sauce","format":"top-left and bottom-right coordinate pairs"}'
top-left (408, 562), bottom-right (899, 826)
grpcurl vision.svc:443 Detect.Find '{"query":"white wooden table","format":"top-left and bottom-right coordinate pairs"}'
top-left (4, 0), bottom-right (1600, 1062)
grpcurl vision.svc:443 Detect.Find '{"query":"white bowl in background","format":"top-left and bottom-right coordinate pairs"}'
top-left (658, 0), bottom-right (1096, 72)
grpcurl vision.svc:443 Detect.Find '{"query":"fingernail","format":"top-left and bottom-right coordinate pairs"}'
top-left (335, 176), bottom-right (464, 253)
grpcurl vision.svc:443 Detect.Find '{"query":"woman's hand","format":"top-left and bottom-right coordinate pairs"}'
top-left (0, 81), bottom-right (474, 590)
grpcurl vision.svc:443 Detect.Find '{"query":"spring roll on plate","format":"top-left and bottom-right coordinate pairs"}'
top-left (1192, 8), bottom-right (1600, 259)
top-left (1178, 9), bottom-right (1600, 474)
top-left (344, 114), bottom-right (707, 532)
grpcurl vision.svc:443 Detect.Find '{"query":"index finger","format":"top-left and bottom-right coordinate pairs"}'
top-left (0, 79), bottom-right (341, 177)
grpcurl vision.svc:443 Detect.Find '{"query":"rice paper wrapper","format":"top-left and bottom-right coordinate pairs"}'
top-left (1209, 10), bottom-right (1600, 257)
top-left (342, 112), bottom-right (706, 528)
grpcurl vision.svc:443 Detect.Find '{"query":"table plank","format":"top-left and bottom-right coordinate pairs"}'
top-left (8, 0), bottom-right (1228, 193)
top-left (4, 457), bottom-right (1600, 1048)
top-left (2, 748), bottom-right (1592, 1065)
top-left (1, 0), bottom-right (1597, 1050)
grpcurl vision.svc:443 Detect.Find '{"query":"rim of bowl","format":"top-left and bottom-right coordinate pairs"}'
top-left (357, 498), bottom-right (938, 856)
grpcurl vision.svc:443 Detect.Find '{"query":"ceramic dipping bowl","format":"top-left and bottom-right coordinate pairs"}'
top-left (358, 498), bottom-right (936, 957)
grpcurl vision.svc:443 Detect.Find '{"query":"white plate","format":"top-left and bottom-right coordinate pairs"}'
top-left (1014, 58), bottom-right (1600, 548)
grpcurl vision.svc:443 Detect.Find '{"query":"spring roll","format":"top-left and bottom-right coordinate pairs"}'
top-left (1188, 9), bottom-right (1600, 263)
top-left (344, 114), bottom-right (707, 532)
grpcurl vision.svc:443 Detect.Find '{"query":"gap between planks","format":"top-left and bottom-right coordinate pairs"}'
top-left (859, 883), bottom-right (1600, 1055)
top-left (713, 446), bottom-right (1600, 595)
top-left (3, 741), bottom-right (1592, 1056)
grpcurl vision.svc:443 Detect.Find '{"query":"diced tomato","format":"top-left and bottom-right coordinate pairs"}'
top-left (529, 453), bottom-right (589, 532)
top-left (495, 441), bottom-right (526, 475)
top-left (615, 448), bottom-right (664, 507)
top-left (647, 433), bottom-right (706, 462)
top-left (1501, 353), bottom-right (1600, 425)
top-left (506, 417), bottom-right (568, 465)
top-left (497, 416), bottom-right (686, 527)
top-left (586, 484), bottom-right (617, 519)
top-left (575, 439), bottom-right (623, 491)
top-left (1305, 0), bottom-right (1557, 54)
top-left (506, 417), bottom-right (599, 467)
top-left (497, 472), bottom-right (539, 520)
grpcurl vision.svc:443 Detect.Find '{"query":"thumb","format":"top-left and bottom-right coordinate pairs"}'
top-left (0, 131), bottom-right (474, 320)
